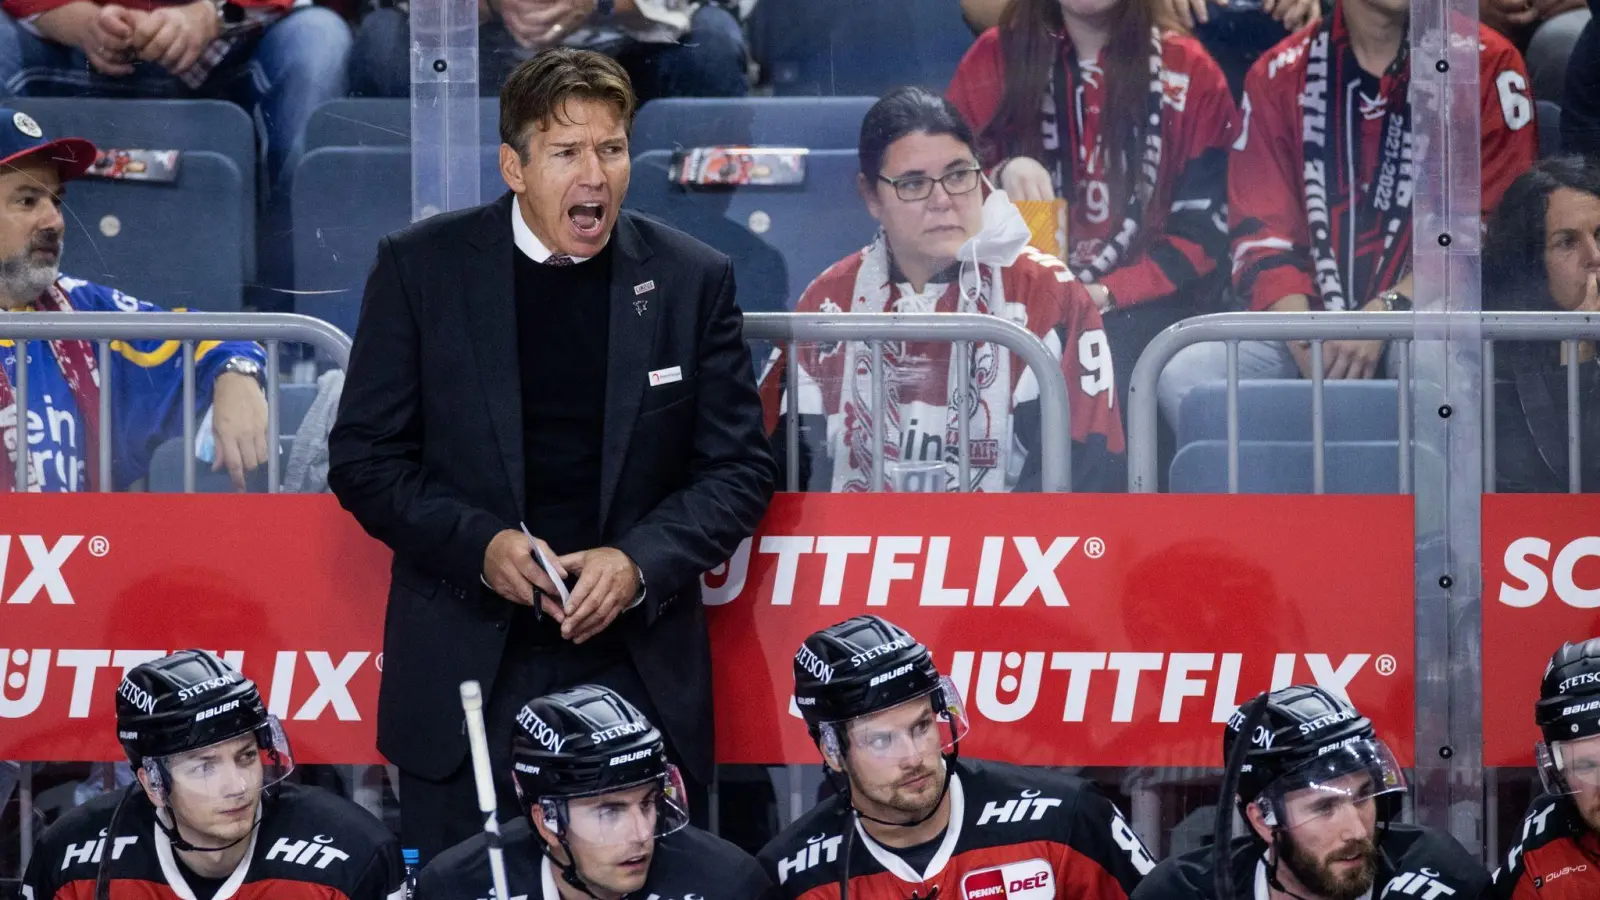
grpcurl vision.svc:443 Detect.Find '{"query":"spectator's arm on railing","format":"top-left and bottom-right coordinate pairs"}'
top-left (327, 235), bottom-right (508, 589)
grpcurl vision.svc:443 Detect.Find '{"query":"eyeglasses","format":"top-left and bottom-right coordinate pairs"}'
top-left (878, 166), bottom-right (983, 202)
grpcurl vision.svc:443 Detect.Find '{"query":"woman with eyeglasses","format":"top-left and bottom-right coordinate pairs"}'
top-left (757, 87), bottom-right (1126, 495)
top-left (946, 0), bottom-right (1238, 410)
top-left (1483, 156), bottom-right (1600, 494)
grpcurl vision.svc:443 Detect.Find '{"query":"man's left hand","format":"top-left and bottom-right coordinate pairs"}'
top-left (211, 371), bottom-right (269, 491)
top-left (507, 0), bottom-right (592, 48)
top-left (556, 547), bottom-right (640, 645)
top-left (131, 0), bottom-right (217, 75)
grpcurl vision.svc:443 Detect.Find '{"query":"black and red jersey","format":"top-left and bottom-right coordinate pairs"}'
top-left (22, 782), bottom-right (404, 900)
top-left (948, 27), bottom-right (1237, 311)
top-left (1229, 12), bottom-right (1537, 311)
top-left (1492, 794), bottom-right (1600, 899)
top-left (1132, 823), bottom-right (1489, 900)
top-left (756, 758), bottom-right (1154, 900)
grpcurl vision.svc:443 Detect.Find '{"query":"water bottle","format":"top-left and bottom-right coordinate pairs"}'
top-left (401, 847), bottom-right (421, 900)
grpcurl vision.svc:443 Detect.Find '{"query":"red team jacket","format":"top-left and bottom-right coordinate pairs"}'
top-left (1493, 794), bottom-right (1600, 899)
top-left (757, 246), bottom-right (1127, 492)
top-left (947, 28), bottom-right (1237, 311)
top-left (1230, 18), bottom-right (1537, 311)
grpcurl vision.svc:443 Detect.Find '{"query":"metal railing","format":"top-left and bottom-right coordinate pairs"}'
top-left (1127, 311), bottom-right (1600, 493)
top-left (2, 312), bottom-right (351, 495)
top-left (743, 311), bottom-right (1075, 493)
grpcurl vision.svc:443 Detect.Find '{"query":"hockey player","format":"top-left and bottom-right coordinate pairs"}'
top-left (758, 615), bottom-right (1154, 900)
top-left (416, 683), bottom-right (774, 900)
top-left (1132, 684), bottom-right (1489, 900)
top-left (23, 649), bottom-right (404, 900)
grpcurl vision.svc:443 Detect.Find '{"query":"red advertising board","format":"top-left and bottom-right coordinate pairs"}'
top-left (706, 493), bottom-right (1416, 767)
top-left (1, 492), bottom-right (1417, 767)
top-left (1483, 493), bottom-right (1600, 767)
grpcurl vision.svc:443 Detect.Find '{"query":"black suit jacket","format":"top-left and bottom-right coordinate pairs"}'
top-left (328, 193), bottom-right (776, 783)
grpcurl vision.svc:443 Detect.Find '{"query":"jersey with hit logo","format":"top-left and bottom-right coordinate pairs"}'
top-left (21, 781), bottom-right (404, 900)
top-left (1130, 823), bottom-right (1489, 900)
top-left (756, 758), bottom-right (1152, 900)
top-left (414, 816), bottom-right (777, 900)
top-left (1491, 794), bottom-right (1600, 899)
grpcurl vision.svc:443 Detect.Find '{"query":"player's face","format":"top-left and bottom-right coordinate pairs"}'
top-left (500, 98), bottom-right (630, 261)
top-left (841, 698), bottom-right (948, 822)
top-left (1554, 737), bottom-right (1600, 831)
top-left (862, 132), bottom-right (983, 280)
top-left (0, 160), bottom-right (64, 308)
top-left (561, 782), bottom-right (659, 898)
top-left (1543, 187), bottom-right (1600, 313)
top-left (152, 733), bottom-right (265, 847)
top-left (1275, 773), bottom-right (1381, 900)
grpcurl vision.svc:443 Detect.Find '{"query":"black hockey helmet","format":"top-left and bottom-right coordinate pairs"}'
top-left (114, 650), bottom-right (292, 790)
top-left (794, 616), bottom-right (958, 726)
top-left (1534, 638), bottom-right (1600, 796)
top-left (1222, 685), bottom-right (1405, 829)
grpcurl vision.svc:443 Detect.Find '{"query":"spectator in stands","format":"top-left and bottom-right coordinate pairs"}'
top-left (1155, 0), bottom-right (1539, 427)
top-left (0, 0), bottom-right (348, 189)
top-left (759, 87), bottom-right (1126, 493)
top-left (947, 0), bottom-right (1238, 414)
top-left (348, 0), bottom-right (746, 101)
top-left (1484, 156), bottom-right (1600, 492)
top-left (1561, 0), bottom-right (1600, 156)
top-left (1483, 0), bottom-right (1589, 102)
top-left (328, 49), bottom-right (773, 862)
top-left (0, 109), bottom-right (269, 492)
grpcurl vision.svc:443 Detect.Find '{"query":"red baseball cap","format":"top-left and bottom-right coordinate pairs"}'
top-left (0, 109), bottom-right (98, 183)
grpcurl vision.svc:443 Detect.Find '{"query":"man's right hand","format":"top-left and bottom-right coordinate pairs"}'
top-left (483, 529), bottom-right (566, 620)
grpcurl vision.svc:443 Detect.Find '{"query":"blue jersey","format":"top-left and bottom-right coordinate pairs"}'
top-left (0, 276), bottom-right (265, 491)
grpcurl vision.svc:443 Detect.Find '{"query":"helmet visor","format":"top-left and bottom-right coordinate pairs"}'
top-left (824, 676), bottom-right (969, 765)
top-left (146, 717), bottom-right (294, 802)
top-left (542, 766), bottom-right (690, 846)
top-left (1257, 738), bottom-right (1407, 831)
top-left (1537, 733), bottom-right (1600, 796)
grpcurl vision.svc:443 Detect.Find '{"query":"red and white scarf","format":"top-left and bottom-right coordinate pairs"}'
top-left (0, 282), bottom-right (102, 492)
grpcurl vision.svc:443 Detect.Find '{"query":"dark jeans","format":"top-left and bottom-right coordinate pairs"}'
top-left (0, 7), bottom-right (351, 190)
top-left (349, 4), bottom-right (748, 100)
top-left (396, 632), bottom-right (708, 865)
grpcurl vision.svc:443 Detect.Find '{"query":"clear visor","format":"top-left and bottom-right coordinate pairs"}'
top-left (541, 766), bottom-right (690, 847)
top-left (1537, 733), bottom-right (1600, 795)
top-left (823, 676), bottom-right (970, 765)
top-left (1256, 739), bottom-right (1407, 831)
top-left (146, 717), bottom-right (294, 802)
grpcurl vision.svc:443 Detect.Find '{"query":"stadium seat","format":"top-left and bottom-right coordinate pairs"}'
top-left (1175, 380), bottom-right (1404, 447)
top-left (291, 146), bottom-right (502, 334)
top-left (13, 98), bottom-right (257, 277)
top-left (631, 97), bottom-right (876, 153)
top-left (59, 151), bottom-right (246, 312)
top-left (749, 0), bottom-right (975, 96)
top-left (145, 383), bottom-right (318, 494)
top-left (626, 149), bottom-right (875, 313)
top-left (1168, 439), bottom-right (1445, 494)
top-left (1538, 100), bottom-right (1562, 158)
top-left (302, 98), bottom-right (501, 151)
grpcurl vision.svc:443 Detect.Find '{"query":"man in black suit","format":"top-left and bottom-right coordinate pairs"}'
top-left (327, 48), bottom-right (776, 862)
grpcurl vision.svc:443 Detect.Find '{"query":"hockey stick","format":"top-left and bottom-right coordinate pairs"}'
top-left (461, 680), bottom-right (514, 900)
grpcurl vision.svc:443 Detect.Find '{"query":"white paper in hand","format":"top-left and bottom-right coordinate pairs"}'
top-left (522, 523), bottom-right (571, 611)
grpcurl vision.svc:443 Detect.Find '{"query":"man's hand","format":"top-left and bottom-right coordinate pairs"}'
top-left (501, 0), bottom-right (592, 48)
top-left (130, 0), bottom-right (217, 75)
top-left (1482, 0), bottom-right (1537, 31)
top-left (555, 547), bottom-right (640, 645)
top-left (483, 530), bottom-right (567, 618)
top-left (1259, 0), bottom-right (1320, 31)
top-left (997, 156), bottom-right (1054, 202)
top-left (209, 371), bottom-right (268, 491)
top-left (36, 3), bottom-right (141, 74)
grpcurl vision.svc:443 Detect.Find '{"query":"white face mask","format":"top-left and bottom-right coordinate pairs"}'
top-left (957, 186), bottom-right (1032, 302)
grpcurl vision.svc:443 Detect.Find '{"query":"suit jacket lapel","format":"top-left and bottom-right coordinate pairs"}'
top-left (599, 213), bottom-right (658, 530)
top-left (461, 192), bottom-right (526, 517)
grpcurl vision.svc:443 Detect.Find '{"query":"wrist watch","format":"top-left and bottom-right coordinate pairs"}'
top-left (221, 356), bottom-right (264, 388)
top-left (1377, 290), bottom-right (1412, 312)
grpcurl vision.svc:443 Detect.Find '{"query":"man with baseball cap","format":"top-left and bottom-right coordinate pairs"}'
top-left (0, 107), bottom-right (271, 493)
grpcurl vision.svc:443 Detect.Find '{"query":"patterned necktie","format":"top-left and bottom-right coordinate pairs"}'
top-left (545, 255), bottom-right (575, 267)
